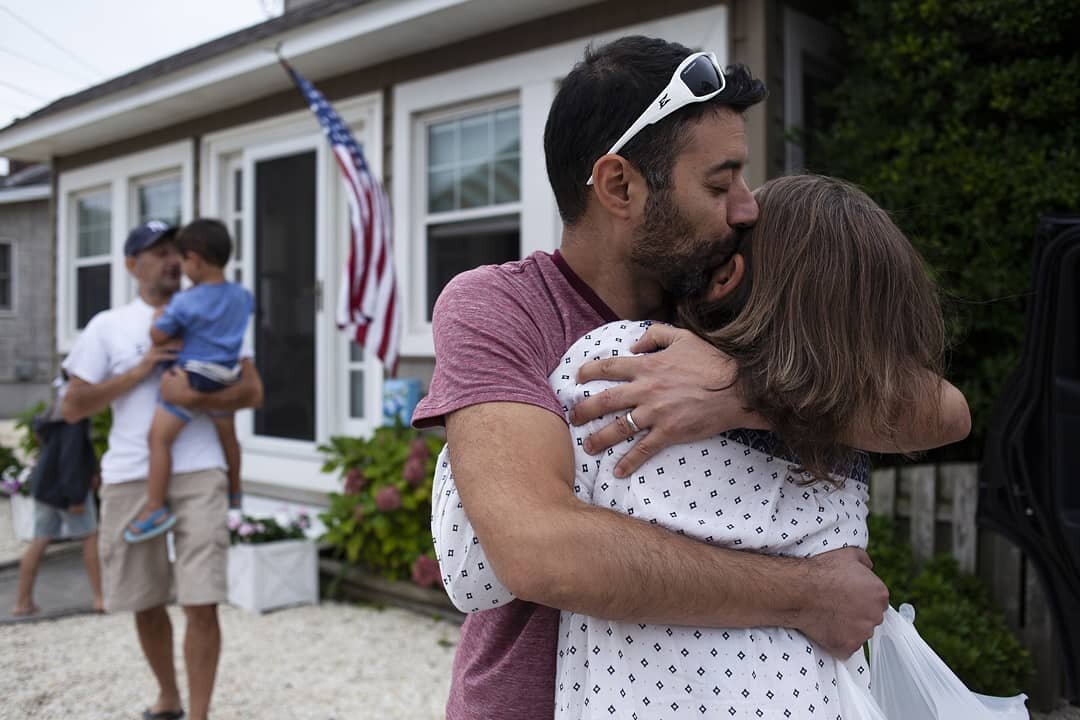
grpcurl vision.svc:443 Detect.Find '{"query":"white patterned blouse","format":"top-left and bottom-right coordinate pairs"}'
top-left (432, 320), bottom-right (872, 719)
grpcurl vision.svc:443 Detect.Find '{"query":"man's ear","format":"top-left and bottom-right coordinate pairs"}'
top-left (590, 155), bottom-right (644, 220)
top-left (706, 253), bottom-right (747, 302)
top-left (124, 256), bottom-right (137, 274)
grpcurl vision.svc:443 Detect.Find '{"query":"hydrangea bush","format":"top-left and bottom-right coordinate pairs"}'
top-left (318, 423), bottom-right (444, 586)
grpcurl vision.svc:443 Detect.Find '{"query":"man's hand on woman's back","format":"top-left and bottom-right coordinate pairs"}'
top-left (570, 325), bottom-right (765, 478)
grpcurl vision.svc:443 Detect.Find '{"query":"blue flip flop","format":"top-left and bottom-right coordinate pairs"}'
top-left (123, 508), bottom-right (177, 544)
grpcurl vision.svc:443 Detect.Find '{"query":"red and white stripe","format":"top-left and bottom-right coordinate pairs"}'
top-left (331, 143), bottom-right (400, 374)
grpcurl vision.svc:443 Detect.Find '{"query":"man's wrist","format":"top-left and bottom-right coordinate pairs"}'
top-left (784, 555), bottom-right (820, 633)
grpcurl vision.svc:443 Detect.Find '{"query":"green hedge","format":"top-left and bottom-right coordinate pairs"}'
top-left (812, 0), bottom-right (1080, 457)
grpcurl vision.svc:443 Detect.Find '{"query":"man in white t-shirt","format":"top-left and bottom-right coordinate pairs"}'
top-left (61, 220), bottom-right (264, 720)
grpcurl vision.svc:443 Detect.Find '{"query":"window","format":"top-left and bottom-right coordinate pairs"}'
top-left (421, 103), bottom-right (521, 320)
top-left (348, 341), bottom-right (365, 419)
top-left (57, 140), bottom-right (194, 351)
top-left (224, 156), bottom-right (244, 283)
top-left (0, 242), bottom-right (11, 311)
top-left (135, 174), bottom-right (182, 226)
top-left (74, 189), bottom-right (111, 329)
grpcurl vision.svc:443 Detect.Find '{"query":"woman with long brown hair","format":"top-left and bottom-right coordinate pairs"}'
top-left (433, 174), bottom-right (959, 718)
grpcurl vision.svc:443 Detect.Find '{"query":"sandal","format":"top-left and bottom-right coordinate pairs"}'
top-left (142, 709), bottom-right (185, 720)
top-left (123, 507), bottom-right (177, 544)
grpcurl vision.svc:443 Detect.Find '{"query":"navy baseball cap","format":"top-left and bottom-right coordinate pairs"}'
top-left (124, 220), bottom-right (177, 257)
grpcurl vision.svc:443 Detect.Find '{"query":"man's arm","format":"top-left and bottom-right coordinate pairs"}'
top-left (158, 358), bottom-right (263, 413)
top-left (62, 342), bottom-right (181, 423)
top-left (447, 401), bottom-right (889, 656)
top-left (845, 371), bottom-right (970, 453)
top-left (149, 326), bottom-right (173, 346)
top-left (572, 325), bottom-right (970, 477)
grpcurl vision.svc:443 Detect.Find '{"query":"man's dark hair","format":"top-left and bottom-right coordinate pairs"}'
top-left (544, 36), bottom-right (767, 226)
top-left (176, 218), bottom-right (232, 267)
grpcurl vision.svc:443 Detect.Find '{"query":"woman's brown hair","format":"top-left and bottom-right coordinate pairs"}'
top-left (678, 174), bottom-right (946, 483)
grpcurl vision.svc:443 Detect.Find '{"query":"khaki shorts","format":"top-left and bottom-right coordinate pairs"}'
top-left (99, 468), bottom-right (228, 613)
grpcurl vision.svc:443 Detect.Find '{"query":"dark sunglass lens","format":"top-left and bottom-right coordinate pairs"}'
top-left (680, 56), bottom-right (722, 96)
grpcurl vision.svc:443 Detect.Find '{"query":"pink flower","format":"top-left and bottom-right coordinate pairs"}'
top-left (296, 511), bottom-right (311, 530)
top-left (408, 438), bottom-right (430, 461)
top-left (238, 523), bottom-right (255, 537)
top-left (352, 504), bottom-right (365, 524)
top-left (403, 456), bottom-right (426, 487)
top-left (411, 555), bottom-right (442, 588)
top-left (374, 485), bottom-right (402, 512)
top-left (344, 467), bottom-right (367, 495)
top-left (227, 513), bottom-right (243, 531)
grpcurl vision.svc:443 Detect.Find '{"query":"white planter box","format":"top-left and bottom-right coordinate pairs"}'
top-left (10, 494), bottom-right (34, 542)
top-left (227, 539), bottom-right (319, 613)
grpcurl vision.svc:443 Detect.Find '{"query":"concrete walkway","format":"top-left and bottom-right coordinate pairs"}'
top-left (0, 549), bottom-right (96, 624)
top-left (0, 496), bottom-right (96, 623)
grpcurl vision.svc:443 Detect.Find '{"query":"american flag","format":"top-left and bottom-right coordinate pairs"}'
top-left (283, 60), bottom-right (400, 374)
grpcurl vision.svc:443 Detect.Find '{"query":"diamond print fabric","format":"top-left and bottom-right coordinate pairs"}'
top-left (432, 321), bottom-right (872, 718)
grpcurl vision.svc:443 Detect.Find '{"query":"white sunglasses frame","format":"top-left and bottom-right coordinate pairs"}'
top-left (586, 51), bottom-right (726, 186)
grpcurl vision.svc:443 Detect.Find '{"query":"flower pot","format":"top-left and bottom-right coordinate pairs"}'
top-left (227, 539), bottom-right (319, 613)
top-left (10, 494), bottom-right (34, 542)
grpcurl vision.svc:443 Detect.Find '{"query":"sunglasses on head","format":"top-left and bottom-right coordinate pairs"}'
top-left (587, 51), bottom-right (726, 185)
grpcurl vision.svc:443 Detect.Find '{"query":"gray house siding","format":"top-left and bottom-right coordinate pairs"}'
top-left (0, 198), bottom-right (54, 417)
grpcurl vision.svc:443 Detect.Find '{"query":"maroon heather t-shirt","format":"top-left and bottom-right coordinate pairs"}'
top-left (413, 250), bottom-right (618, 720)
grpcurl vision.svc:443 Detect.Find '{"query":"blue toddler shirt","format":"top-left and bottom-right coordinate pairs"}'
top-left (154, 282), bottom-right (253, 367)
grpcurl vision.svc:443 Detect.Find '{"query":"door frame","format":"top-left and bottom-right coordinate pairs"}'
top-left (200, 92), bottom-right (384, 492)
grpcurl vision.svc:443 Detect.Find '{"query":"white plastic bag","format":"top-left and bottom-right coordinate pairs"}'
top-left (868, 603), bottom-right (1029, 719)
top-left (836, 650), bottom-right (889, 720)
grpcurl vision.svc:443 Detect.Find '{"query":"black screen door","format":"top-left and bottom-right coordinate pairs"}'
top-left (253, 150), bottom-right (316, 441)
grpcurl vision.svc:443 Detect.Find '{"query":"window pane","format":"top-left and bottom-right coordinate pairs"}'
top-left (233, 168), bottom-right (242, 213)
top-left (137, 176), bottom-right (181, 226)
top-left (426, 214), bottom-right (519, 320)
top-left (494, 158), bottom-right (520, 205)
top-left (459, 114), bottom-right (491, 163)
top-left (76, 264), bottom-right (110, 328)
top-left (350, 341), bottom-right (364, 363)
top-left (349, 370), bottom-right (365, 418)
top-left (428, 168), bottom-right (455, 213)
top-left (459, 162), bottom-right (491, 209)
top-left (494, 107), bottom-right (520, 158)
top-left (233, 218), bottom-right (243, 261)
top-left (76, 190), bottom-right (111, 258)
top-left (428, 123), bottom-right (456, 168)
top-left (0, 246), bottom-right (10, 309)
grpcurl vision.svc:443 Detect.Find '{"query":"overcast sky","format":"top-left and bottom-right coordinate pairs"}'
top-left (0, 0), bottom-right (283, 170)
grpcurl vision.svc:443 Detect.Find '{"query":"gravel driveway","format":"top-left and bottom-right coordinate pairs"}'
top-left (0, 603), bottom-right (458, 720)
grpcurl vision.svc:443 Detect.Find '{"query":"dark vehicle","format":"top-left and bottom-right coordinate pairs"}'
top-left (981, 214), bottom-right (1080, 702)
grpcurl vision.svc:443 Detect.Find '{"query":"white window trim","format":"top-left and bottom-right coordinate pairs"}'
top-left (392, 5), bottom-right (729, 356)
top-left (0, 239), bottom-right (14, 316)
top-left (56, 140), bottom-right (195, 353)
top-left (200, 94), bottom-right (385, 492)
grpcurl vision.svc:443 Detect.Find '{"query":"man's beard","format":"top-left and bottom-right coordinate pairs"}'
top-left (630, 188), bottom-right (740, 300)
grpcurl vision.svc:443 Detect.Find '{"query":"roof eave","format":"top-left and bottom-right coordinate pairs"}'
top-left (0, 0), bottom-right (594, 161)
